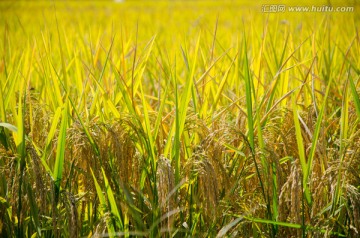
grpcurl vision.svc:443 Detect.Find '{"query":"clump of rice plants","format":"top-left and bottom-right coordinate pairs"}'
top-left (0, 0), bottom-right (359, 237)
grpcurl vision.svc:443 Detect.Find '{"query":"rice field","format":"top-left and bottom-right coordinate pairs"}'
top-left (0, 0), bottom-right (360, 237)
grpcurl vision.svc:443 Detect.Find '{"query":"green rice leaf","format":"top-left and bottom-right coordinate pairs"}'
top-left (349, 76), bottom-right (360, 120)
top-left (53, 100), bottom-right (68, 202)
top-left (101, 168), bottom-right (124, 230)
top-left (91, 168), bottom-right (116, 237)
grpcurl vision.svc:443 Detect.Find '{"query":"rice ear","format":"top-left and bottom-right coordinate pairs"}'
top-left (156, 156), bottom-right (175, 230)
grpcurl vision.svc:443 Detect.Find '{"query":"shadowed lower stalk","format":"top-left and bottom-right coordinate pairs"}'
top-left (16, 91), bottom-right (26, 238)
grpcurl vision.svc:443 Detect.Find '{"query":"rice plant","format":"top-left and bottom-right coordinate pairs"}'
top-left (0, 0), bottom-right (359, 237)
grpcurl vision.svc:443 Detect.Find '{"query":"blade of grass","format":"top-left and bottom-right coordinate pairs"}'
top-left (153, 77), bottom-right (170, 140)
top-left (0, 122), bottom-right (18, 133)
top-left (216, 216), bottom-right (244, 238)
top-left (16, 86), bottom-right (26, 238)
top-left (242, 31), bottom-right (275, 235)
top-left (38, 107), bottom-right (63, 178)
top-left (173, 58), bottom-right (180, 185)
top-left (91, 168), bottom-right (116, 238)
top-left (53, 100), bottom-right (68, 203)
top-left (0, 84), bottom-right (5, 122)
top-left (305, 54), bottom-right (335, 207)
top-left (349, 75), bottom-right (360, 119)
top-left (211, 54), bottom-right (237, 114)
top-left (4, 54), bottom-right (23, 110)
top-left (244, 216), bottom-right (346, 237)
top-left (26, 180), bottom-right (41, 237)
top-left (292, 94), bottom-right (311, 205)
top-left (139, 83), bottom-right (156, 160)
top-left (101, 169), bottom-right (124, 230)
top-left (245, 216), bottom-right (302, 229)
top-left (331, 77), bottom-right (349, 215)
top-left (55, 13), bottom-right (68, 90)
top-left (242, 35), bottom-right (254, 150)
